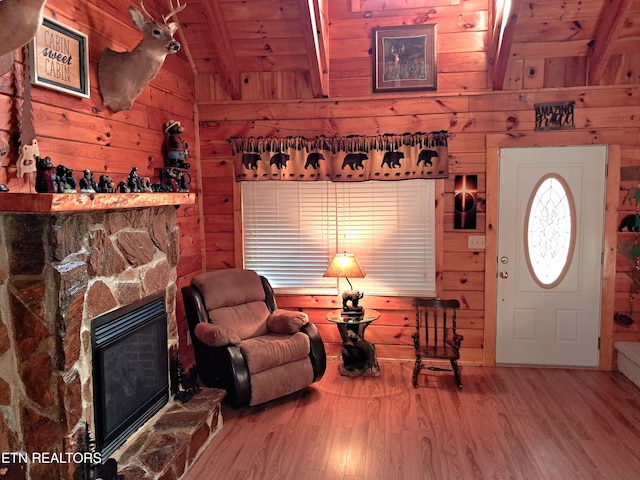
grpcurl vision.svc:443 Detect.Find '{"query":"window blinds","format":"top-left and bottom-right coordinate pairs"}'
top-left (241, 179), bottom-right (436, 296)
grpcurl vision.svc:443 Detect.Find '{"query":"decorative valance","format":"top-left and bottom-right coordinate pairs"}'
top-left (228, 131), bottom-right (451, 182)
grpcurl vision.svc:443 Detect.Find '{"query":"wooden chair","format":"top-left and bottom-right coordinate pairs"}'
top-left (411, 297), bottom-right (463, 388)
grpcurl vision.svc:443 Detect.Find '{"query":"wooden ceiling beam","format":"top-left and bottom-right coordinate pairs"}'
top-left (297, 0), bottom-right (329, 98)
top-left (588, 0), bottom-right (634, 86)
top-left (202, 0), bottom-right (241, 100)
top-left (489, 0), bottom-right (522, 91)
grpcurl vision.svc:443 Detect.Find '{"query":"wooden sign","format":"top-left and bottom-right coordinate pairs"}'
top-left (30, 18), bottom-right (90, 98)
top-left (534, 101), bottom-right (575, 131)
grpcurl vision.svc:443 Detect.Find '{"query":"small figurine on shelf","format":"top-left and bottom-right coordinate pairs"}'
top-left (17, 140), bottom-right (39, 191)
top-left (176, 169), bottom-right (191, 192)
top-left (127, 166), bottom-right (142, 192)
top-left (163, 120), bottom-right (190, 169)
top-left (118, 180), bottom-right (130, 193)
top-left (151, 180), bottom-right (171, 192)
top-left (35, 156), bottom-right (61, 193)
top-left (160, 167), bottom-right (178, 192)
top-left (56, 165), bottom-right (77, 193)
top-left (97, 175), bottom-right (115, 193)
top-left (158, 167), bottom-right (190, 192)
top-left (79, 170), bottom-right (98, 193)
top-left (141, 176), bottom-right (153, 193)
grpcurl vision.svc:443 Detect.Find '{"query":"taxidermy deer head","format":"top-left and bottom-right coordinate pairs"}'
top-left (0, 0), bottom-right (48, 75)
top-left (98, 0), bottom-right (186, 112)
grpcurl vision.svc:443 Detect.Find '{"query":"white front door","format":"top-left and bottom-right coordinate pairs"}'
top-left (496, 146), bottom-right (607, 367)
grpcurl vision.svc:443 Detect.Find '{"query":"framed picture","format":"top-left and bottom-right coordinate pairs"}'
top-left (373, 24), bottom-right (437, 93)
top-left (29, 18), bottom-right (90, 98)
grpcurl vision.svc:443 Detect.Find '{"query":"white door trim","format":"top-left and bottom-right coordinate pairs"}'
top-left (485, 133), bottom-right (620, 370)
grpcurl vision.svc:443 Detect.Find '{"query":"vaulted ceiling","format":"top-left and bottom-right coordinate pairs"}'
top-left (174, 0), bottom-right (640, 99)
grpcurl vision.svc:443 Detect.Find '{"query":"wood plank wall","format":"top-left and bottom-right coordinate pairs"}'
top-left (195, 0), bottom-right (640, 367)
top-left (197, 87), bottom-right (640, 366)
top-left (0, 0), bottom-right (201, 365)
top-left (3, 0), bottom-right (638, 369)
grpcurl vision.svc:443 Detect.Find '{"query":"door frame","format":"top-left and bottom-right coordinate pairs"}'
top-left (485, 132), bottom-right (620, 370)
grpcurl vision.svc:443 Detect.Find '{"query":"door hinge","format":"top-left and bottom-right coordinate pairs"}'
top-left (605, 164), bottom-right (608, 177)
top-left (598, 337), bottom-right (601, 350)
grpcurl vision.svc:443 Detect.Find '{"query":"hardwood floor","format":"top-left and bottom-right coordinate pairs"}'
top-left (183, 360), bottom-right (640, 480)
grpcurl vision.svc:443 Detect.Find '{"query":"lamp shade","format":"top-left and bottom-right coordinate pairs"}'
top-left (323, 253), bottom-right (366, 279)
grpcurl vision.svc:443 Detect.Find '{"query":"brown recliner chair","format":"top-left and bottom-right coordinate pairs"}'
top-left (182, 268), bottom-right (326, 407)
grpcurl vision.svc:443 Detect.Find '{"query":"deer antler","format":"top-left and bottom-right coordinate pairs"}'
top-left (163, 0), bottom-right (186, 23)
top-left (139, 0), bottom-right (157, 21)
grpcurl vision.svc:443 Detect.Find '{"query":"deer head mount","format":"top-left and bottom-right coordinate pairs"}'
top-left (98, 0), bottom-right (186, 112)
top-left (0, 0), bottom-right (48, 76)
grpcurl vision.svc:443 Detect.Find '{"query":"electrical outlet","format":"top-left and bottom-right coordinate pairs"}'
top-left (468, 235), bottom-right (486, 250)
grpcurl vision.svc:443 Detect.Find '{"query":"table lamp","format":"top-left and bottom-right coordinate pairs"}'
top-left (323, 252), bottom-right (366, 316)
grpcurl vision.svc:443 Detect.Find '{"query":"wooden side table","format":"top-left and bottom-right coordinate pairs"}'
top-left (326, 308), bottom-right (381, 377)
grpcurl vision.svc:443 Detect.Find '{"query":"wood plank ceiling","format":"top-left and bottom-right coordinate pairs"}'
top-left (175, 0), bottom-right (640, 99)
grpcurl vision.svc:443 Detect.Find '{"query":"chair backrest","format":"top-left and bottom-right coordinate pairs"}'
top-left (192, 269), bottom-right (272, 339)
top-left (412, 297), bottom-right (460, 349)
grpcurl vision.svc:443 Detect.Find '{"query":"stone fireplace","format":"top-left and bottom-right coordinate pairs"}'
top-left (0, 194), bottom-right (223, 480)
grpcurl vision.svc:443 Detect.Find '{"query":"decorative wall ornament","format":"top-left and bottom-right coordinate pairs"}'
top-left (454, 174), bottom-right (478, 229)
top-left (373, 25), bottom-right (437, 93)
top-left (29, 17), bottom-right (90, 98)
top-left (534, 101), bottom-right (575, 131)
top-left (0, 0), bottom-right (47, 76)
top-left (98, 0), bottom-right (186, 112)
top-left (228, 131), bottom-right (451, 182)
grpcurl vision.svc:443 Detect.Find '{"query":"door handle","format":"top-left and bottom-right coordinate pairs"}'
top-left (499, 271), bottom-right (509, 279)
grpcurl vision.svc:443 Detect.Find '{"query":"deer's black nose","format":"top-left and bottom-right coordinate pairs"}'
top-left (168, 41), bottom-right (181, 52)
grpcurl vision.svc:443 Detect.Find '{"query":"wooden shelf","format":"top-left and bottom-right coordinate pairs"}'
top-left (0, 192), bottom-right (195, 213)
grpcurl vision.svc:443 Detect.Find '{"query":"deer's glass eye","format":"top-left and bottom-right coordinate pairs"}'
top-left (153, 29), bottom-right (161, 35)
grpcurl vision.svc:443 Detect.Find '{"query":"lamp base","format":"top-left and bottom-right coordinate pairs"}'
top-left (341, 306), bottom-right (364, 317)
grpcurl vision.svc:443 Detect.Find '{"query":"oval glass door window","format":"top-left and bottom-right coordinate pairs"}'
top-left (524, 174), bottom-right (576, 288)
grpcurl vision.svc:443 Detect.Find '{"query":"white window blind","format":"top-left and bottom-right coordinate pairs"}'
top-left (241, 179), bottom-right (436, 296)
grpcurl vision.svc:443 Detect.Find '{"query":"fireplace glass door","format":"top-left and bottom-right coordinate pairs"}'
top-left (92, 292), bottom-right (169, 458)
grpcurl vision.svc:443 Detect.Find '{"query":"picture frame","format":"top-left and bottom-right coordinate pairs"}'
top-left (29, 17), bottom-right (90, 99)
top-left (373, 24), bottom-right (437, 93)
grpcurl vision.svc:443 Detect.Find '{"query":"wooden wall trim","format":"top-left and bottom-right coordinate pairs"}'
top-left (601, 144), bottom-right (620, 369)
top-left (436, 179), bottom-right (445, 297)
top-left (233, 175), bottom-right (243, 268)
top-left (485, 132), bottom-right (622, 370)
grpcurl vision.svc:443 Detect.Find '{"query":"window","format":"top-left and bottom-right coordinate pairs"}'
top-left (525, 174), bottom-right (575, 288)
top-left (241, 180), bottom-right (436, 296)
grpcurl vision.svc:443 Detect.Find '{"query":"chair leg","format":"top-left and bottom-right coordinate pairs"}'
top-left (451, 359), bottom-right (462, 388)
top-left (412, 356), bottom-right (422, 387)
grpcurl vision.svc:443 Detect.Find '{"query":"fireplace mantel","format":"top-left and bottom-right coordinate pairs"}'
top-left (0, 192), bottom-right (195, 213)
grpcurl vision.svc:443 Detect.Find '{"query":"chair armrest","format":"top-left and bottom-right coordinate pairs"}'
top-left (267, 309), bottom-right (309, 334)
top-left (225, 345), bottom-right (251, 407)
top-left (193, 344), bottom-right (251, 407)
top-left (302, 322), bottom-right (326, 382)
